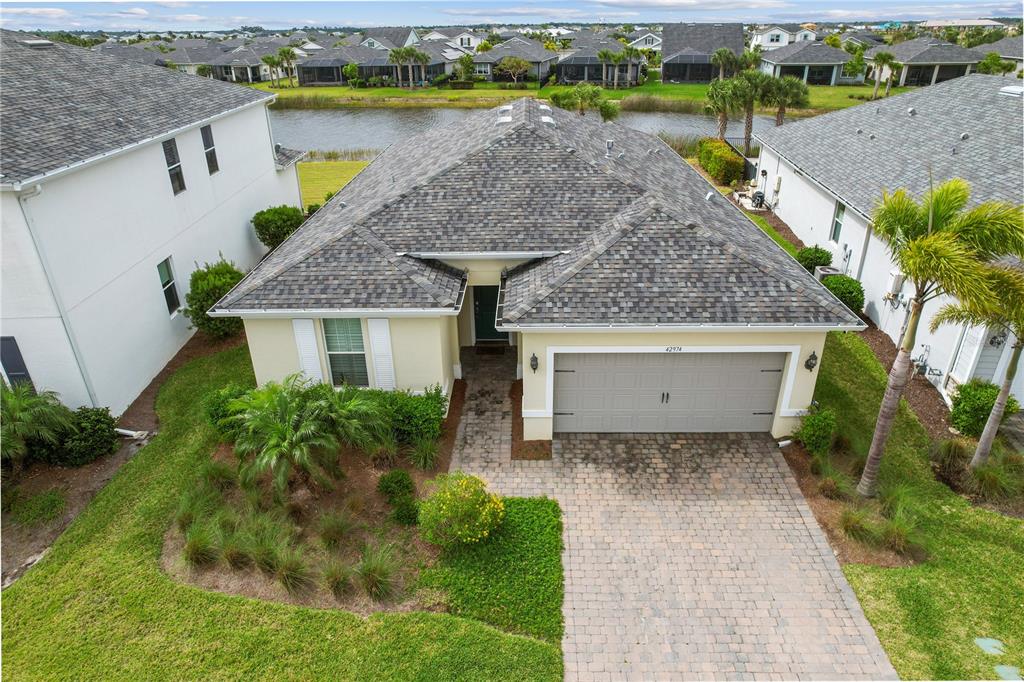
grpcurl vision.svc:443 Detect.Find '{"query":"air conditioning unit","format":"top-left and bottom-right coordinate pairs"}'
top-left (814, 265), bottom-right (841, 281)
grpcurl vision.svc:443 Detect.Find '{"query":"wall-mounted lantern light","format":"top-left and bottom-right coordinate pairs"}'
top-left (804, 351), bottom-right (818, 372)
top-left (530, 353), bottom-right (539, 373)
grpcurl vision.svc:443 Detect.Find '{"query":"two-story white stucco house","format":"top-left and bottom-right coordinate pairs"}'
top-left (0, 30), bottom-right (303, 415)
top-left (754, 75), bottom-right (1024, 404)
top-left (749, 24), bottom-right (816, 51)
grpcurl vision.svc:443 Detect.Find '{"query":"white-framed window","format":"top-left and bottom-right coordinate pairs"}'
top-left (474, 62), bottom-right (490, 75)
top-left (830, 201), bottom-right (846, 242)
top-left (460, 36), bottom-right (471, 47)
top-left (644, 36), bottom-right (654, 45)
top-left (323, 318), bottom-right (369, 386)
top-left (769, 33), bottom-right (781, 43)
top-left (157, 257), bottom-right (180, 315)
top-left (162, 139), bottom-right (186, 194)
top-left (200, 124), bottom-right (219, 174)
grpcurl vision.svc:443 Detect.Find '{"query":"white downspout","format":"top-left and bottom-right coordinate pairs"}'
top-left (15, 186), bottom-right (99, 407)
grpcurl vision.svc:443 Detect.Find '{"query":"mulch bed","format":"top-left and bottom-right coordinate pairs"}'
top-left (509, 380), bottom-right (551, 461)
top-left (856, 323), bottom-right (953, 443)
top-left (2, 331), bottom-right (245, 586)
top-left (755, 209), bottom-right (806, 249)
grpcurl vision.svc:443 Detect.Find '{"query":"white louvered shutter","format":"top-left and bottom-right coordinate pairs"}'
top-left (292, 319), bottom-right (324, 383)
top-left (367, 319), bottom-right (396, 391)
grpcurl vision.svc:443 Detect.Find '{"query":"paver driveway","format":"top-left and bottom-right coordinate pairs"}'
top-left (452, 349), bottom-right (897, 680)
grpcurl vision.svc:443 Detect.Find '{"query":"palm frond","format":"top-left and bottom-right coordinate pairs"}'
top-left (949, 203), bottom-right (1024, 260)
top-left (872, 189), bottom-right (923, 252)
top-left (899, 231), bottom-right (992, 302)
top-left (923, 178), bottom-right (971, 234)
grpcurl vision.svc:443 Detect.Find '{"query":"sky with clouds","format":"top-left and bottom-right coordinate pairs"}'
top-left (0, 0), bottom-right (1019, 32)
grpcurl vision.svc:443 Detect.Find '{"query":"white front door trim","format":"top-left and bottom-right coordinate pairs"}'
top-left (537, 345), bottom-right (805, 419)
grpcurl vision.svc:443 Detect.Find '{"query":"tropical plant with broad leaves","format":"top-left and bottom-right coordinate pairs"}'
top-left (884, 61), bottom-right (902, 96)
top-left (261, 54), bottom-right (281, 87)
top-left (734, 70), bottom-right (773, 155)
top-left (315, 386), bottom-right (387, 453)
top-left (388, 46), bottom-right (411, 88)
top-left (759, 75), bottom-right (809, 126)
top-left (710, 47), bottom-right (737, 80)
top-left (1, 383), bottom-right (75, 479)
top-left (596, 48), bottom-right (615, 87)
top-left (277, 47), bottom-right (297, 87)
top-left (870, 51), bottom-right (896, 99)
top-left (549, 82), bottom-right (619, 121)
top-left (931, 262), bottom-right (1024, 469)
top-left (704, 78), bottom-right (737, 140)
top-left (856, 178), bottom-right (1024, 497)
top-left (607, 52), bottom-right (625, 89)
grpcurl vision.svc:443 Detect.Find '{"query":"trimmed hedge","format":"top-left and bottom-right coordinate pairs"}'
top-left (183, 258), bottom-right (245, 339)
top-left (696, 137), bottom-right (744, 186)
top-left (37, 407), bottom-right (119, 467)
top-left (252, 205), bottom-right (304, 250)
top-left (796, 246), bottom-right (832, 273)
top-left (823, 274), bottom-right (865, 313)
top-left (951, 379), bottom-right (1020, 438)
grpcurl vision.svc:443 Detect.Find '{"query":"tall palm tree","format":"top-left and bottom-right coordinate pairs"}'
top-left (870, 51), bottom-right (896, 99)
top-left (735, 70), bottom-right (773, 155)
top-left (228, 375), bottom-right (338, 500)
top-left (739, 47), bottom-right (762, 71)
top-left (710, 47), bottom-right (736, 80)
top-left (277, 46), bottom-right (297, 87)
top-left (855, 179), bottom-right (1024, 497)
top-left (704, 78), bottom-right (737, 140)
top-left (596, 48), bottom-right (615, 87)
top-left (931, 263), bottom-right (1024, 469)
top-left (608, 52), bottom-right (625, 89)
top-left (760, 75), bottom-right (809, 126)
top-left (413, 49), bottom-right (431, 86)
top-left (622, 45), bottom-right (642, 86)
top-left (884, 61), bottom-right (902, 96)
top-left (388, 47), bottom-right (407, 88)
top-left (261, 54), bottom-right (280, 88)
top-left (1, 383), bottom-right (74, 480)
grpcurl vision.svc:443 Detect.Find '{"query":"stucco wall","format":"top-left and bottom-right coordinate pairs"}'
top-left (244, 318), bottom-right (301, 385)
top-left (517, 329), bottom-right (830, 440)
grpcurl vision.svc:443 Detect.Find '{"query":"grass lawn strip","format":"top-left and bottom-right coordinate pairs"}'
top-left (744, 211), bottom-right (799, 257)
top-left (2, 345), bottom-right (562, 680)
top-left (817, 332), bottom-right (1024, 680)
top-left (297, 160), bottom-right (369, 208)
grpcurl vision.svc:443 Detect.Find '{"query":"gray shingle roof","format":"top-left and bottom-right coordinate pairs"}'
top-left (216, 98), bottom-right (859, 328)
top-left (972, 35), bottom-right (1024, 60)
top-left (275, 146), bottom-right (306, 169)
top-left (474, 37), bottom-right (557, 64)
top-left (0, 30), bottom-right (273, 187)
top-left (754, 24), bottom-right (809, 35)
top-left (662, 23), bottom-right (744, 63)
top-left (754, 74), bottom-right (1023, 219)
top-left (760, 41), bottom-right (852, 65)
top-left (93, 43), bottom-right (168, 66)
top-left (865, 37), bottom-right (981, 64)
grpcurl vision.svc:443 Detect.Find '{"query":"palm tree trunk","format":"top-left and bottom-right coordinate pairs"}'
top-left (719, 64), bottom-right (725, 80)
top-left (857, 298), bottom-right (923, 497)
top-left (717, 111), bottom-right (728, 140)
top-left (885, 76), bottom-right (893, 96)
top-left (743, 107), bottom-right (753, 156)
top-left (871, 69), bottom-right (881, 99)
top-left (289, 64), bottom-right (295, 87)
top-left (776, 104), bottom-right (785, 126)
top-left (407, 63), bottom-right (414, 88)
top-left (613, 67), bottom-right (619, 90)
top-left (971, 341), bottom-right (1021, 469)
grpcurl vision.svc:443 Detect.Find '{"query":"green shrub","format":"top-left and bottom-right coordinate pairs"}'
top-left (182, 259), bottom-right (245, 339)
top-left (878, 511), bottom-right (920, 555)
top-left (696, 137), bottom-right (744, 186)
top-left (306, 203), bottom-right (321, 216)
top-left (355, 542), bottom-right (400, 601)
top-left (377, 469), bottom-right (414, 503)
top-left (823, 274), bottom-right (865, 313)
top-left (276, 548), bottom-right (316, 594)
top-left (221, 531), bottom-right (254, 569)
top-left (930, 438), bottom-right (972, 486)
top-left (198, 460), bottom-right (236, 491)
top-left (322, 559), bottom-right (354, 597)
top-left (201, 383), bottom-right (249, 442)
top-left (183, 523), bottom-right (220, 566)
top-left (796, 246), bottom-right (833, 273)
top-left (370, 432), bottom-right (399, 468)
top-left (251, 205), bottom-right (304, 250)
top-left (246, 513), bottom-right (293, 574)
top-left (318, 510), bottom-right (355, 549)
top-left (391, 496), bottom-right (420, 526)
top-left (374, 386), bottom-right (447, 445)
top-left (419, 473), bottom-right (506, 549)
top-left (818, 473), bottom-right (852, 500)
top-left (839, 507), bottom-right (877, 544)
top-left (37, 406), bottom-right (119, 468)
top-left (969, 463), bottom-right (1016, 500)
top-left (174, 485), bottom-right (221, 532)
top-left (410, 437), bottom-right (439, 470)
top-left (796, 407), bottom-right (837, 456)
top-left (951, 379), bottom-right (1020, 438)
top-left (878, 481), bottom-right (916, 518)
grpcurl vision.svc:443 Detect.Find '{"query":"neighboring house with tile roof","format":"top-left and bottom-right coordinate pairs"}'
top-left (661, 23), bottom-right (744, 82)
top-left (472, 37), bottom-right (558, 81)
top-left (971, 35), bottom-right (1024, 73)
top-left (865, 37), bottom-right (980, 86)
top-left (0, 31), bottom-right (302, 415)
top-left (211, 98), bottom-right (863, 441)
top-left (759, 41), bottom-right (855, 85)
top-left (754, 75), bottom-right (1024, 403)
top-left (750, 24), bottom-right (817, 51)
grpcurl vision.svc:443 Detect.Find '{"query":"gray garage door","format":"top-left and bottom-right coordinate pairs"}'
top-left (553, 352), bottom-right (786, 433)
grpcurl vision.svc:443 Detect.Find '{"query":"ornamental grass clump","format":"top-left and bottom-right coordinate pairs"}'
top-left (419, 473), bottom-right (505, 549)
top-left (355, 542), bottom-right (400, 601)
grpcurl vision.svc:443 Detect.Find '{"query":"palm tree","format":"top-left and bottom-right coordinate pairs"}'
top-left (931, 263), bottom-right (1024, 469)
top-left (261, 54), bottom-right (280, 88)
top-left (413, 49), bottom-right (431, 86)
top-left (739, 47), bottom-right (762, 71)
top-left (596, 48), bottom-right (614, 87)
top-left (760, 75), bottom-right (809, 126)
top-left (735, 70), bottom-right (773, 155)
top-left (855, 179), bottom-right (1024, 497)
top-left (622, 45), bottom-right (642, 86)
top-left (704, 78), bottom-right (737, 140)
top-left (1, 383), bottom-right (74, 480)
top-left (870, 51), bottom-right (896, 99)
top-left (388, 47), bottom-right (407, 88)
top-left (228, 375), bottom-right (339, 500)
top-left (608, 52), bottom-right (625, 89)
top-left (277, 47), bottom-right (297, 87)
top-left (884, 61), bottom-right (901, 96)
top-left (710, 47), bottom-right (736, 80)
top-left (314, 387), bottom-right (387, 452)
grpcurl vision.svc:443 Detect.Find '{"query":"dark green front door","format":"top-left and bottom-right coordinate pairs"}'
top-left (473, 286), bottom-right (507, 342)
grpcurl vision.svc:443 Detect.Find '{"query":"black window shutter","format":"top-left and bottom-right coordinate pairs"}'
top-left (1, 336), bottom-right (34, 389)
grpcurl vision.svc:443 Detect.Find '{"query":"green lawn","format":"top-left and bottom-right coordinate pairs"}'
top-left (297, 160), bottom-right (368, 208)
top-left (744, 212), bottom-right (799, 257)
top-left (255, 80), bottom-right (909, 112)
top-left (1, 345), bottom-right (562, 680)
top-left (817, 332), bottom-right (1024, 680)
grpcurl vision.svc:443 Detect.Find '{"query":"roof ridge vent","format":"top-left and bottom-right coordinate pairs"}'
top-left (495, 115), bottom-right (513, 124)
top-left (907, 106), bottom-right (916, 116)
top-left (540, 115), bottom-right (555, 125)
top-left (21, 38), bottom-right (55, 49)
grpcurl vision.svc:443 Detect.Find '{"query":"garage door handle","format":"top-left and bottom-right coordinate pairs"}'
top-left (752, 411), bottom-right (774, 415)
top-left (554, 369), bottom-right (575, 373)
top-left (760, 369), bottom-right (782, 373)
top-left (553, 411), bottom-right (574, 416)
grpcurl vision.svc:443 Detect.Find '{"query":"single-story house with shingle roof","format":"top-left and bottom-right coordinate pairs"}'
top-left (865, 37), bottom-right (980, 86)
top-left (211, 98), bottom-right (863, 441)
top-left (759, 41), bottom-right (855, 85)
top-left (661, 22), bottom-right (744, 82)
top-left (840, 30), bottom-right (885, 50)
top-left (754, 75), bottom-right (1024, 404)
top-left (473, 37), bottom-right (557, 81)
top-left (971, 35), bottom-right (1024, 74)
top-left (554, 40), bottom-right (643, 85)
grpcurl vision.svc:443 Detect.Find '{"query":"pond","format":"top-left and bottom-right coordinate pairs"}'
top-left (268, 107), bottom-right (775, 153)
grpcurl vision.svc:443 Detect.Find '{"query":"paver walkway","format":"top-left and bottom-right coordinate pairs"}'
top-left (451, 348), bottom-right (897, 680)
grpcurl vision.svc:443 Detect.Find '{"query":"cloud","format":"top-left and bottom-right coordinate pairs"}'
top-left (592, 0), bottom-right (789, 8)
top-left (0, 7), bottom-right (71, 18)
top-left (437, 6), bottom-right (641, 19)
top-left (170, 13), bottom-right (207, 22)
